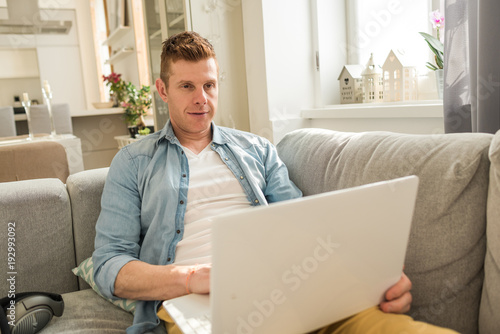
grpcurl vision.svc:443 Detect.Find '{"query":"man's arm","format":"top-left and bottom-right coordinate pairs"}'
top-left (113, 261), bottom-right (210, 300)
top-left (93, 148), bottom-right (210, 301)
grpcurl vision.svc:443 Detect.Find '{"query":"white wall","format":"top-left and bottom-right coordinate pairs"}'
top-left (190, 0), bottom-right (250, 131)
top-left (75, 0), bottom-right (100, 110)
top-left (241, 0), bottom-right (272, 138)
top-left (242, 0), bottom-right (318, 143)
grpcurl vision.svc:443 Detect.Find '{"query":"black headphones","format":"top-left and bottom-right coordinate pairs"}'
top-left (0, 292), bottom-right (64, 334)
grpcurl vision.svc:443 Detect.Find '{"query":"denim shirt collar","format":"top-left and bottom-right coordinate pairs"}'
top-left (156, 120), bottom-right (229, 147)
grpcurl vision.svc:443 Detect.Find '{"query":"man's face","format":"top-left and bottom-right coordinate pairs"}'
top-left (156, 58), bottom-right (218, 140)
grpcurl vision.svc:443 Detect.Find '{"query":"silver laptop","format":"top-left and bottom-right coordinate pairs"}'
top-left (163, 176), bottom-right (419, 334)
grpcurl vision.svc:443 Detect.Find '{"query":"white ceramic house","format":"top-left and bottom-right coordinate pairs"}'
top-left (361, 53), bottom-right (384, 103)
top-left (338, 65), bottom-right (364, 104)
top-left (382, 49), bottom-right (418, 102)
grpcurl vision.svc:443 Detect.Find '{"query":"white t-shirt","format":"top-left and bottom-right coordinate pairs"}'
top-left (173, 144), bottom-right (251, 265)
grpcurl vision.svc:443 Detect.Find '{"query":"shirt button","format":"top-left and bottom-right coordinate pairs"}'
top-left (240, 176), bottom-right (244, 179)
top-left (176, 230), bottom-right (181, 234)
top-left (180, 200), bottom-right (184, 204)
top-left (181, 151), bottom-right (184, 155)
top-left (167, 257), bottom-right (171, 262)
top-left (182, 174), bottom-right (186, 177)
top-left (254, 199), bottom-right (259, 204)
top-left (225, 157), bottom-right (228, 161)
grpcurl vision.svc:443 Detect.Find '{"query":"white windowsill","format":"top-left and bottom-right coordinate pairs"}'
top-left (301, 100), bottom-right (443, 119)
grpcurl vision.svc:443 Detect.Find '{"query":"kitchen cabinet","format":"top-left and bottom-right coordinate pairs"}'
top-left (0, 49), bottom-right (39, 79)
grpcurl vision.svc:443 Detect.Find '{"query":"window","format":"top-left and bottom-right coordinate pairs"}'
top-left (347, 0), bottom-right (442, 73)
top-left (313, 0), bottom-right (445, 106)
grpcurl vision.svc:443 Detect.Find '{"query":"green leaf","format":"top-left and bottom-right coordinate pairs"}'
top-left (435, 54), bottom-right (443, 69)
top-left (420, 31), bottom-right (444, 70)
top-left (426, 62), bottom-right (438, 71)
top-left (419, 32), bottom-right (444, 53)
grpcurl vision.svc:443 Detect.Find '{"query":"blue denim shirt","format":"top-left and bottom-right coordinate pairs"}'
top-left (93, 121), bottom-right (302, 333)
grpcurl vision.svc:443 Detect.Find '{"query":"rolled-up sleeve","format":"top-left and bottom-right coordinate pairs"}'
top-left (263, 140), bottom-right (302, 203)
top-left (92, 147), bottom-right (143, 299)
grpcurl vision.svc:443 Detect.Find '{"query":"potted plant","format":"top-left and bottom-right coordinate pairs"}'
top-left (419, 10), bottom-right (444, 98)
top-left (103, 72), bottom-right (127, 107)
top-left (122, 83), bottom-right (152, 137)
top-left (136, 127), bottom-right (151, 138)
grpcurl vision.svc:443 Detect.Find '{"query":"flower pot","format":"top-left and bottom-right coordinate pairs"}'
top-left (128, 126), bottom-right (139, 138)
top-left (435, 69), bottom-right (444, 99)
top-left (111, 94), bottom-right (120, 107)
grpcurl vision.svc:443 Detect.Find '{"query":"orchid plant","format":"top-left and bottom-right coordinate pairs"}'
top-left (419, 10), bottom-right (444, 71)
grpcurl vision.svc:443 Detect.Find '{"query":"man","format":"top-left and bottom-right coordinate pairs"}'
top-left (93, 31), bottom-right (457, 334)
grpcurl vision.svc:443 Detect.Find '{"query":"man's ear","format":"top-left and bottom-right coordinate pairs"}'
top-left (156, 78), bottom-right (168, 103)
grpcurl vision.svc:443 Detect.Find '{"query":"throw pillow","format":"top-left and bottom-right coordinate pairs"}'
top-left (72, 257), bottom-right (137, 314)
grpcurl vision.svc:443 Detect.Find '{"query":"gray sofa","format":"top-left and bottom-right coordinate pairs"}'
top-left (1, 128), bottom-right (499, 334)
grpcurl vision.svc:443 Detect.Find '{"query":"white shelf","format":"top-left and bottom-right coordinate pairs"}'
top-left (0, 76), bottom-right (39, 80)
top-left (16, 108), bottom-right (125, 119)
top-left (102, 26), bottom-right (131, 46)
top-left (71, 107), bottom-right (125, 118)
top-left (105, 48), bottom-right (134, 64)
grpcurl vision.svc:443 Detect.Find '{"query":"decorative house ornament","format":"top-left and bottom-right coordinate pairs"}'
top-left (338, 65), bottom-right (364, 104)
top-left (382, 49), bottom-right (418, 102)
top-left (361, 53), bottom-right (384, 103)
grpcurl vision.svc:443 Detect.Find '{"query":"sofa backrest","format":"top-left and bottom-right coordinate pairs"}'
top-left (277, 128), bottom-right (493, 334)
top-left (0, 178), bottom-right (78, 295)
top-left (0, 141), bottom-right (70, 183)
top-left (66, 167), bottom-right (109, 289)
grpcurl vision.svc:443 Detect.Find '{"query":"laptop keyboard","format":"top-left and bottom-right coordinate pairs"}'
top-left (179, 313), bottom-right (212, 334)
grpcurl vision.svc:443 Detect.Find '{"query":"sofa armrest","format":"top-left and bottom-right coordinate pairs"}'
top-left (480, 130), bottom-right (500, 333)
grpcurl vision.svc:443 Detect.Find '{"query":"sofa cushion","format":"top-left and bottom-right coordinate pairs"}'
top-left (479, 129), bottom-right (500, 334)
top-left (0, 178), bottom-right (78, 294)
top-left (39, 289), bottom-right (133, 333)
top-left (67, 167), bottom-right (109, 289)
top-left (277, 128), bottom-right (493, 334)
top-left (72, 257), bottom-right (136, 314)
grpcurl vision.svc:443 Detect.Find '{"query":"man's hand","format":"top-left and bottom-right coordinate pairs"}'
top-left (188, 264), bottom-right (211, 294)
top-left (379, 272), bottom-right (412, 314)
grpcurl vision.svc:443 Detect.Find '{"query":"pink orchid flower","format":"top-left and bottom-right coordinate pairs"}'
top-left (430, 10), bottom-right (444, 29)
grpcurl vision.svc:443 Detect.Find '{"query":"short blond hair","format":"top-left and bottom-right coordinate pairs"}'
top-left (160, 31), bottom-right (217, 87)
